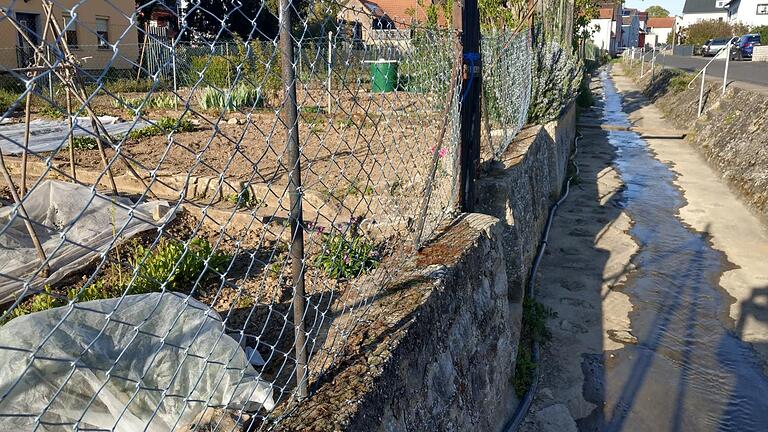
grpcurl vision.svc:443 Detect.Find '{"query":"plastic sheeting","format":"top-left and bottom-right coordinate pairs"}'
top-left (0, 291), bottom-right (275, 430)
top-left (0, 180), bottom-right (172, 302)
top-left (0, 116), bottom-right (149, 154)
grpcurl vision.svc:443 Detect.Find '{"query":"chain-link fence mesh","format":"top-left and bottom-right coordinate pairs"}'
top-left (0, 0), bottom-right (537, 430)
top-left (481, 30), bottom-right (531, 160)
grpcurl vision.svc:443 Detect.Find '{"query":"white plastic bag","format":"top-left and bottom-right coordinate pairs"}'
top-left (0, 292), bottom-right (275, 431)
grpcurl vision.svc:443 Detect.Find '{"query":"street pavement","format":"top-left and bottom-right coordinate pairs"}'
top-left (653, 54), bottom-right (768, 88)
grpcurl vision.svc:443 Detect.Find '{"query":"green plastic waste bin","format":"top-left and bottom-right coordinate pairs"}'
top-left (370, 60), bottom-right (398, 93)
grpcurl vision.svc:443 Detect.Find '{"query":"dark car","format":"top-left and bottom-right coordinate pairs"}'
top-left (731, 34), bottom-right (762, 60)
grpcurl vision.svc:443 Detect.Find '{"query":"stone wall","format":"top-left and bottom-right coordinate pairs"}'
top-left (624, 64), bottom-right (768, 220)
top-left (476, 104), bottom-right (576, 301)
top-left (275, 105), bottom-right (576, 431)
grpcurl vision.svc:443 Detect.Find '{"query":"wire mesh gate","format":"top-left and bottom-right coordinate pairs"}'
top-left (0, 0), bottom-right (533, 429)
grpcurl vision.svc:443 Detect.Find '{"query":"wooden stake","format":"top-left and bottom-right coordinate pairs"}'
top-left (0, 150), bottom-right (50, 278)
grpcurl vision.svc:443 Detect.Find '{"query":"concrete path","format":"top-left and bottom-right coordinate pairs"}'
top-left (521, 68), bottom-right (768, 431)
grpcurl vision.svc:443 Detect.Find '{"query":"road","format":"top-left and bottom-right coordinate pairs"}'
top-left (655, 54), bottom-right (768, 88)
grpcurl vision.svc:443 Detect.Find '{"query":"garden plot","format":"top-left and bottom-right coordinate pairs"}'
top-left (0, 116), bottom-right (149, 154)
top-left (0, 180), bottom-right (171, 302)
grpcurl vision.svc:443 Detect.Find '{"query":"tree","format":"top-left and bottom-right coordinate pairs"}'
top-left (682, 19), bottom-right (747, 46)
top-left (646, 5), bottom-right (670, 18)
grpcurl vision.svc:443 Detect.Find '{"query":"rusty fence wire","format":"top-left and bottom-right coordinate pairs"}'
top-left (0, 0), bottom-right (531, 430)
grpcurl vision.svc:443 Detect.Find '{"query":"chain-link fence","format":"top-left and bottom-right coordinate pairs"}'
top-left (0, 0), bottom-right (538, 430)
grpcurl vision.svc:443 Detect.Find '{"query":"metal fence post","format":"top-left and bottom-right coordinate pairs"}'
top-left (455, 0), bottom-right (482, 212)
top-left (651, 45), bottom-right (655, 80)
top-left (698, 66), bottom-right (706, 117)
top-left (327, 31), bottom-right (332, 113)
top-left (723, 40), bottom-right (731, 95)
top-left (640, 48), bottom-right (645, 76)
top-left (277, 0), bottom-right (309, 400)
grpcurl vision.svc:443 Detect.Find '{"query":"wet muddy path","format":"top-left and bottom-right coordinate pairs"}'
top-left (579, 71), bottom-right (768, 432)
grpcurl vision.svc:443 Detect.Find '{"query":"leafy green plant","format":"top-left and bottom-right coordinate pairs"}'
top-left (70, 135), bottom-right (99, 150)
top-left (190, 55), bottom-right (235, 88)
top-left (8, 286), bottom-right (66, 319)
top-left (314, 227), bottom-right (379, 279)
top-left (38, 104), bottom-right (65, 119)
top-left (130, 237), bottom-right (229, 293)
top-left (126, 117), bottom-right (195, 140)
top-left (199, 85), bottom-right (261, 111)
top-left (513, 297), bottom-right (557, 397)
top-left (669, 72), bottom-right (694, 94)
top-left (225, 187), bottom-right (262, 209)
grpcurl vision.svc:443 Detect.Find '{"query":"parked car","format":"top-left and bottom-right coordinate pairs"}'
top-left (698, 39), bottom-right (712, 56)
top-left (703, 38), bottom-right (731, 56)
top-left (730, 34), bottom-right (762, 60)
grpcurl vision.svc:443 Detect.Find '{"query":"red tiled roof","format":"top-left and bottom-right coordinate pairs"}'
top-left (599, 8), bottom-right (614, 19)
top-left (646, 17), bottom-right (675, 28)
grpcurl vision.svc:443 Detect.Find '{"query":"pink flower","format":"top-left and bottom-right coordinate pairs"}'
top-left (429, 146), bottom-right (448, 158)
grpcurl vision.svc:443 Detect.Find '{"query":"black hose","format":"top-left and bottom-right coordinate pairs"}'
top-left (502, 130), bottom-right (582, 432)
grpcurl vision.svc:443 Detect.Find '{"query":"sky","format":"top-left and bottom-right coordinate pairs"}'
top-left (623, 0), bottom-right (686, 16)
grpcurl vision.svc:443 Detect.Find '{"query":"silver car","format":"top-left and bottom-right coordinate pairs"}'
top-left (703, 38), bottom-right (731, 56)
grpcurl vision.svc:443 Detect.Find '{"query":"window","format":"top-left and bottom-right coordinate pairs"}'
top-left (758, 3), bottom-right (768, 14)
top-left (715, 0), bottom-right (725, 8)
top-left (62, 14), bottom-right (78, 49)
top-left (96, 17), bottom-right (109, 48)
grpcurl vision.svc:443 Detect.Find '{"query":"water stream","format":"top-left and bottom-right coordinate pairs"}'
top-left (582, 70), bottom-right (768, 432)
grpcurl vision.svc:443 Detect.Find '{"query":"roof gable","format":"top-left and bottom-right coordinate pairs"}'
top-left (683, 0), bottom-right (725, 13)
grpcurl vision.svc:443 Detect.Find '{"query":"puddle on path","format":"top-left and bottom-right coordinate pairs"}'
top-left (580, 70), bottom-right (768, 432)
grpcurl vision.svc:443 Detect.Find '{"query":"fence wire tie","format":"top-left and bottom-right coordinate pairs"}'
top-left (461, 52), bottom-right (481, 102)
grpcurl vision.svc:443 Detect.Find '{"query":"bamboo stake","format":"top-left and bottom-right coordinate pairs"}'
top-left (0, 150), bottom-right (50, 278)
top-left (20, 2), bottom-right (54, 197)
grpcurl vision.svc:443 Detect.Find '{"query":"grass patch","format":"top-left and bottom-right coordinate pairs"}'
top-left (199, 85), bottom-right (262, 111)
top-left (0, 89), bottom-right (20, 113)
top-left (669, 72), bottom-right (695, 94)
top-left (514, 297), bottom-right (557, 398)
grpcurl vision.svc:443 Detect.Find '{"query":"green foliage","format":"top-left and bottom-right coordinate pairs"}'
top-left (669, 72), bottom-right (694, 94)
top-left (103, 78), bottom-right (162, 94)
top-left (199, 85), bottom-right (261, 111)
top-left (528, 36), bottom-right (583, 124)
top-left (225, 187), bottom-right (263, 209)
top-left (752, 25), bottom-right (768, 44)
top-left (126, 117), bottom-right (195, 140)
top-left (514, 297), bottom-right (557, 397)
top-left (0, 89), bottom-right (20, 113)
top-left (479, 0), bottom-right (523, 30)
top-left (191, 55), bottom-right (235, 88)
top-left (4, 237), bottom-right (228, 322)
top-left (646, 5), bottom-right (670, 18)
top-left (38, 104), bottom-right (65, 119)
top-left (70, 135), bottom-right (99, 150)
top-left (682, 19), bottom-right (748, 46)
top-left (130, 237), bottom-right (229, 293)
top-left (314, 227), bottom-right (379, 280)
top-left (112, 93), bottom-right (178, 111)
top-left (576, 79), bottom-right (594, 108)
top-left (574, 0), bottom-right (600, 47)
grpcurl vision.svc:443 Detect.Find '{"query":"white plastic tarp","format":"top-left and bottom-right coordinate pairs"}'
top-left (0, 291), bottom-right (275, 431)
top-left (0, 180), bottom-right (172, 302)
top-left (0, 116), bottom-right (149, 154)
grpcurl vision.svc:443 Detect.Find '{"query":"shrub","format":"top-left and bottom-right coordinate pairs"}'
top-left (527, 37), bottom-right (583, 124)
top-left (130, 237), bottom-right (229, 293)
top-left (681, 19), bottom-right (748, 46)
top-left (313, 226), bottom-right (379, 280)
top-left (103, 78), bottom-right (162, 94)
top-left (190, 56), bottom-right (235, 88)
top-left (199, 85), bottom-right (261, 111)
top-left (669, 72), bottom-right (694, 94)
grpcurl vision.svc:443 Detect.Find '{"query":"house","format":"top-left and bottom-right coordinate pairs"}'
top-left (621, 10), bottom-right (641, 48)
top-left (725, 0), bottom-right (768, 26)
top-left (336, 0), bottom-right (449, 46)
top-left (0, 0), bottom-right (139, 72)
top-left (587, 6), bottom-right (623, 55)
top-left (647, 17), bottom-right (677, 46)
top-left (680, 0), bottom-right (729, 27)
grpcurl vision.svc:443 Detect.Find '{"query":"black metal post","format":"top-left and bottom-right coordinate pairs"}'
top-left (278, 0), bottom-right (309, 400)
top-left (456, 0), bottom-right (482, 212)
